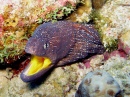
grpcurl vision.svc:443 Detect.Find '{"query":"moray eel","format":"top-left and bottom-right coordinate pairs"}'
top-left (20, 21), bottom-right (105, 82)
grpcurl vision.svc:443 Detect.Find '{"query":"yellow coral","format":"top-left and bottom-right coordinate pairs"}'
top-left (4, 16), bottom-right (18, 27)
top-left (67, 0), bottom-right (92, 22)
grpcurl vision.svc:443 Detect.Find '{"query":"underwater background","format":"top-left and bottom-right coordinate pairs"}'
top-left (0, 0), bottom-right (130, 97)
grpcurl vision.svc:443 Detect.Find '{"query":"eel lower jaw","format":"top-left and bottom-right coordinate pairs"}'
top-left (20, 56), bottom-right (53, 82)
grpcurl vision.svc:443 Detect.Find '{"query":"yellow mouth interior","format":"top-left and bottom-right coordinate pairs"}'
top-left (27, 56), bottom-right (52, 76)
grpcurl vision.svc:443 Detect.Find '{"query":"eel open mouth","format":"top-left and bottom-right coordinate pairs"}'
top-left (20, 56), bottom-right (53, 82)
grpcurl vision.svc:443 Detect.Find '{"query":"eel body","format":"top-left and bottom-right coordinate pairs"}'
top-left (20, 21), bottom-right (105, 82)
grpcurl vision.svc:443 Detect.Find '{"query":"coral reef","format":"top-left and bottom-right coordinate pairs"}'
top-left (0, 0), bottom-right (109, 64)
top-left (102, 55), bottom-right (130, 96)
top-left (0, 0), bottom-right (80, 64)
top-left (2, 53), bottom-right (130, 96)
top-left (0, 0), bottom-right (130, 96)
top-left (83, 50), bottom-right (130, 96)
top-left (92, 0), bottom-right (130, 51)
top-left (1, 63), bottom-right (90, 97)
top-left (75, 70), bottom-right (122, 97)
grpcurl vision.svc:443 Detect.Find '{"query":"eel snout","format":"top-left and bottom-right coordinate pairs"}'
top-left (25, 37), bottom-right (46, 56)
top-left (20, 56), bottom-right (53, 82)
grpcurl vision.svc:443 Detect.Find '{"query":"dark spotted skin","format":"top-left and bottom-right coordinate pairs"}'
top-left (25, 21), bottom-right (105, 66)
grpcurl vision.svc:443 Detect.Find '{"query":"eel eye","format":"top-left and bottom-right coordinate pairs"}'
top-left (43, 43), bottom-right (49, 49)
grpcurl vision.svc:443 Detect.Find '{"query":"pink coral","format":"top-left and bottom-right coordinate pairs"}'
top-left (103, 50), bottom-right (127, 61)
top-left (0, 14), bottom-right (4, 37)
top-left (118, 40), bottom-right (130, 55)
top-left (83, 50), bottom-right (127, 69)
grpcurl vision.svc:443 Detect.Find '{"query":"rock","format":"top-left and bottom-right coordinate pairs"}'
top-left (118, 31), bottom-right (130, 55)
top-left (92, 0), bottom-right (107, 9)
top-left (1, 63), bottom-right (88, 96)
top-left (0, 70), bottom-right (9, 97)
top-left (67, 0), bottom-right (92, 22)
top-left (75, 70), bottom-right (123, 97)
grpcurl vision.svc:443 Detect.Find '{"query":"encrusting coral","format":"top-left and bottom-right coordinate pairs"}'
top-left (67, 0), bottom-right (92, 22)
top-left (92, 0), bottom-right (130, 51)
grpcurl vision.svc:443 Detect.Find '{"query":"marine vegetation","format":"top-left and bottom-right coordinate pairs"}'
top-left (20, 21), bottom-right (105, 82)
top-left (92, 10), bottom-right (118, 52)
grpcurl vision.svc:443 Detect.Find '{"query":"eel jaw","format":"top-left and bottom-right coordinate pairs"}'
top-left (20, 56), bottom-right (53, 82)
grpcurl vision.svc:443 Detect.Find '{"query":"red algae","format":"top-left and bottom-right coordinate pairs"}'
top-left (103, 49), bottom-right (127, 61)
top-left (12, 58), bottom-right (30, 78)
